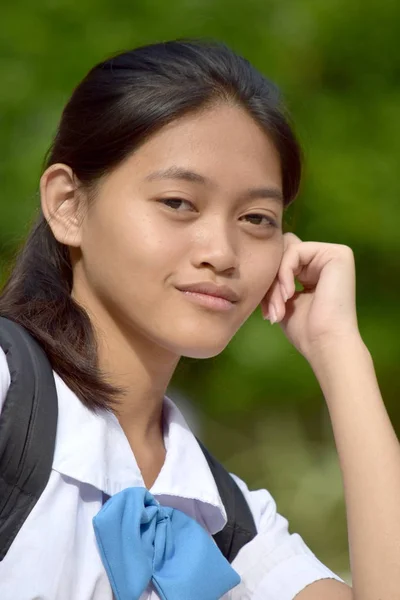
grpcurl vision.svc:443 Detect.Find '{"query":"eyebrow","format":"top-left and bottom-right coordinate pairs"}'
top-left (144, 166), bottom-right (284, 205)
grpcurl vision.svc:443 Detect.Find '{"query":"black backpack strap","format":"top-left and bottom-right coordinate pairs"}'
top-left (0, 317), bottom-right (58, 561)
top-left (196, 438), bottom-right (257, 562)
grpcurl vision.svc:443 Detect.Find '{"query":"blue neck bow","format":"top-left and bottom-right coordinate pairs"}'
top-left (93, 487), bottom-right (241, 600)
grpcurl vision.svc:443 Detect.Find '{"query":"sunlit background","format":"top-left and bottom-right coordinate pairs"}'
top-left (2, 0), bottom-right (400, 583)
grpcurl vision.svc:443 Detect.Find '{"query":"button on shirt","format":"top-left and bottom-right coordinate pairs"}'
top-left (0, 348), bottom-right (343, 599)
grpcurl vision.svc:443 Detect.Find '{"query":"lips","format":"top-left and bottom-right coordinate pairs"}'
top-left (175, 282), bottom-right (240, 303)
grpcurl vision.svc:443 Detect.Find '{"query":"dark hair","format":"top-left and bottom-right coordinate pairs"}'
top-left (0, 39), bottom-right (302, 411)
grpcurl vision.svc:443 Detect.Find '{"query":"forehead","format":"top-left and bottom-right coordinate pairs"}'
top-left (123, 104), bottom-right (282, 190)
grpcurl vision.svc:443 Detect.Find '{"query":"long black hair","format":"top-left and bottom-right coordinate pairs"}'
top-left (0, 39), bottom-right (302, 411)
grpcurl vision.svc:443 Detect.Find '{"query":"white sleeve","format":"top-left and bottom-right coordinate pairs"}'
top-left (228, 473), bottom-right (345, 600)
top-left (0, 346), bottom-right (11, 415)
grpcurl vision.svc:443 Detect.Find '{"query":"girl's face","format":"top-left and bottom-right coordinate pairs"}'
top-left (72, 103), bottom-right (284, 358)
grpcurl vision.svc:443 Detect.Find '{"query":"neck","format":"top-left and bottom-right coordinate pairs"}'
top-left (98, 321), bottom-right (180, 443)
top-left (72, 287), bottom-right (180, 445)
top-left (97, 324), bottom-right (179, 489)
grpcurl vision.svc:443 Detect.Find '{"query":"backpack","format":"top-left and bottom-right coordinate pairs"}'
top-left (0, 316), bottom-right (256, 563)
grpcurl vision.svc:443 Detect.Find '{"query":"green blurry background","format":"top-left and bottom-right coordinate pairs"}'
top-left (1, 0), bottom-right (400, 584)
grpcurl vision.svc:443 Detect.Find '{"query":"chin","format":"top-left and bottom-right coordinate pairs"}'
top-left (149, 312), bottom-right (243, 358)
top-left (182, 346), bottom-right (226, 359)
top-left (173, 332), bottom-right (233, 359)
top-left (161, 312), bottom-right (244, 358)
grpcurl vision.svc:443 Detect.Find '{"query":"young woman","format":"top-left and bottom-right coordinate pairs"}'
top-left (0, 39), bottom-right (398, 600)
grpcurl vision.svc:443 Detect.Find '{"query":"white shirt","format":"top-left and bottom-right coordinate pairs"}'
top-left (0, 347), bottom-right (343, 599)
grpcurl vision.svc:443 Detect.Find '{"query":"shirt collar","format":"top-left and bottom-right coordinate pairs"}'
top-left (52, 372), bottom-right (227, 534)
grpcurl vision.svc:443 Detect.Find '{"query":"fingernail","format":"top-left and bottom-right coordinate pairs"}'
top-left (269, 305), bottom-right (277, 324)
top-left (282, 289), bottom-right (288, 302)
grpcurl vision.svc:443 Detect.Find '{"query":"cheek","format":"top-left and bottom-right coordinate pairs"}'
top-left (243, 246), bottom-right (283, 307)
top-left (82, 202), bottom-right (183, 292)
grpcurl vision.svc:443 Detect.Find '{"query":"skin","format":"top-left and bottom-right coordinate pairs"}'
top-left (40, 103), bottom-right (285, 485)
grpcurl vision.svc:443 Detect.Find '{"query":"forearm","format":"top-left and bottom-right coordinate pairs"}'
top-left (310, 334), bottom-right (400, 600)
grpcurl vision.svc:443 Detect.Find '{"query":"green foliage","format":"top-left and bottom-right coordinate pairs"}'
top-left (1, 0), bottom-right (399, 581)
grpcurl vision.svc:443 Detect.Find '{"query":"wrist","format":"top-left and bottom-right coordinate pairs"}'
top-left (307, 331), bottom-right (371, 378)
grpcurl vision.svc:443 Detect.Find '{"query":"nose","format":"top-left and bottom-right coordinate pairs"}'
top-left (190, 217), bottom-right (238, 275)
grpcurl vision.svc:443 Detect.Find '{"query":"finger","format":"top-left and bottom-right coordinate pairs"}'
top-left (261, 234), bottom-right (303, 321)
top-left (261, 278), bottom-right (287, 322)
top-left (283, 232), bottom-right (303, 251)
top-left (278, 241), bottom-right (336, 298)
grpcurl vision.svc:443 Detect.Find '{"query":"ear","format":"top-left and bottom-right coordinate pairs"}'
top-left (39, 163), bottom-right (86, 247)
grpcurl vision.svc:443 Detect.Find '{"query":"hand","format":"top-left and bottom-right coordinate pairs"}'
top-left (260, 233), bottom-right (361, 363)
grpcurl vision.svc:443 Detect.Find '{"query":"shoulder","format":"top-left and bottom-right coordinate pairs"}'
top-left (229, 472), bottom-right (348, 598)
top-left (229, 472), bottom-right (281, 532)
top-left (0, 346), bottom-right (11, 414)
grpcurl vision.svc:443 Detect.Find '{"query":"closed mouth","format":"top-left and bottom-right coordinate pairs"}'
top-left (175, 282), bottom-right (239, 303)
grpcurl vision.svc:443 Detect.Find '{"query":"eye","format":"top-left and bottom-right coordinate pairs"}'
top-left (241, 213), bottom-right (278, 228)
top-left (159, 198), bottom-right (195, 211)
